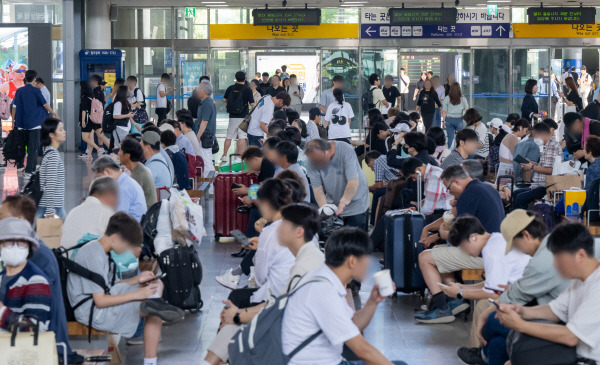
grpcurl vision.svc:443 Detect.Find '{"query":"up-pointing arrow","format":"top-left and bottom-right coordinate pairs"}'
top-left (496, 25), bottom-right (506, 36)
top-left (365, 26), bottom-right (376, 37)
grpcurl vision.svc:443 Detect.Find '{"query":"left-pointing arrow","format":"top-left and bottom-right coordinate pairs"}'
top-left (365, 26), bottom-right (376, 37)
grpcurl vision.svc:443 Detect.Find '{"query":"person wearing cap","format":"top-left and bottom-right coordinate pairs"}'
top-left (495, 222), bottom-right (600, 365)
top-left (487, 118), bottom-right (505, 145)
top-left (457, 210), bottom-right (569, 365)
top-left (0, 217), bottom-right (52, 332)
top-left (0, 63), bottom-right (26, 99)
top-left (141, 130), bottom-right (173, 189)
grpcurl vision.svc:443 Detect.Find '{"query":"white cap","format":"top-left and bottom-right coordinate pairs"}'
top-left (159, 123), bottom-right (174, 133)
top-left (390, 123), bottom-right (411, 134)
top-left (487, 118), bottom-right (503, 129)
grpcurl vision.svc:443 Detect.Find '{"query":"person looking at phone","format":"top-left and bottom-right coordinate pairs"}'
top-left (457, 210), bottom-right (569, 365)
top-left (67, 212), bottom-right (184, 365)
top-left (495, 222), bottom-right (600, 365)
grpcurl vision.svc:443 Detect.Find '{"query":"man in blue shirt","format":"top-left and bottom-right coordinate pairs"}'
top-left (92, 156), bottom-right (147, 221)
top-left (141, 131), bottom-right (173, 189)
top-left (195, 80), bottom-right (216, 178)
top-left (11, 69), bottom-right (58, 176)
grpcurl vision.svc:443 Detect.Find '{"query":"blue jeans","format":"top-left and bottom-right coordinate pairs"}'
top-left (482, 312), bottom-right (510, 365)
top-left (248, 133), bottom-right (262, 147)
top-left (513, 186), bottom-right (547, 210)
top-left (35, 206), bottom-right (67, 221)
top-left (445, 116), bottom-right (464, 148)
top-left (341, 361), bottom-right (407, 365)
top-left (434, 108), bottom-right (442, 128)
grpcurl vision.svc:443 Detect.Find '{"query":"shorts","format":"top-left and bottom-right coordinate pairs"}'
top-left (207, 324), bottom-right (240, 361)
top-left (226, 117), bottom-right (248, 140)
top-left (430, 245), bottom-right (484, 274)
top-left (80, 121), bottom-right (101, 133)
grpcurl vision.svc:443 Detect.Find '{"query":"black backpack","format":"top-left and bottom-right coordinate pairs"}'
top-left (226, 87), bottom-right (246, 115)
top-left (187, 90), bottom-right (200, 118)
top-left (2, 128), bottom-right (26, 166)
top-left (134, 87), bottom-right (147, 109)
top-left (21, 150), bottom-right (51, 205)
top-left (362, 88), bottom-right (375, 112)
top-left (102, 103), bottom-right (116, 134)
top-left (140, 201), bottom-right (162, 259)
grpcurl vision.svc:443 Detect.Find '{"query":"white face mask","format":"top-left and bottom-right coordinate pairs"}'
top-left (533, 138), bottom-right (544, 146)
top-left (1, 245), bottom-right (29, 266)
top-left (394, 133), bottom-right (401, 142)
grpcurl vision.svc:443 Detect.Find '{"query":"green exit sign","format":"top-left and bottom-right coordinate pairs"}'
top-left (487, 4), bottom-right (498, 16)
top-left (185, 7), bottom-right (196, 18)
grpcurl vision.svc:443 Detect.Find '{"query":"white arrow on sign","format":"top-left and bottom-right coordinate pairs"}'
top-left (365, 26), bottom-right (376, 37)
top-left (496, 25), bottom-right (506, 36)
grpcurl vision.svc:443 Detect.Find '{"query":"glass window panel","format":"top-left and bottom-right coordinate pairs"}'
top-left (512, 48), bottom-right (550, 117)
top-left (175, 51), bottom-right (208, 112)
top-left (143, 9), bottom-right (172, 39)
top-left (140, 47), bottom-right (174, 121)
top-left (322, 49), bottom-right (360, 131)
top-left (210, 9), bottom-right (250, 24)
top-left (321, 8), bottom-right (359, 23)
top-left (211, 49), bottom-right (248, 133)
top-left (175, 7), bottom-right (208, 39)
top-left (473, 49), bottom-right (509, 122)
top-left (113, 8), bottom-right (138, 39)
top-left (2, 3), bottom-right (62, 24)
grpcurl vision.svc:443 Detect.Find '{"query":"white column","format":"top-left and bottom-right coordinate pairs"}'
top-left (85, 0), bottom-right (111, 49)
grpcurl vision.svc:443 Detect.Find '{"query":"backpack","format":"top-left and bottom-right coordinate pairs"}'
top-left (0, 92), bottom-right (11, 119)
top-left (362, 88), bottom-right (375, 111)
top-left (21, 149), bottom-right (51, 205)
top-left (140, 201), bottom-right (162, 259)
top-left (2, 127), bottom-right (26, 166)
top-left (226, 87), bottom-right (246, 115)
top-left (102, 103), bottom-right (116, 134)
top-left (228, 276), bottom-right (328, 365)
top-left (88, 97), bottom-right (104, 124)
top-left (165, 148), bottom-right (190, 190)
top-left (134, 87), bottom-right (147, 109)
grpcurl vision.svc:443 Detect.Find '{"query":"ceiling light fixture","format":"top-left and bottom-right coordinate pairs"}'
top-left (201, 1), bottom-right (226, 3)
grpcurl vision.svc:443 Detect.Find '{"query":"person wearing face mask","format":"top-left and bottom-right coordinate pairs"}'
top-left (498, 118), bottom-right (531, 176)
top-left (513, 123), bottom-right (562, 210)
top-left (0, 218), bottom-right (52, 332)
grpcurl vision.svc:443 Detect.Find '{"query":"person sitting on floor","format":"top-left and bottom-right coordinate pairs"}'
top-left (401, 157), bottom-right (452, 222)
top-left (496, 222), bottom-right (600, 365)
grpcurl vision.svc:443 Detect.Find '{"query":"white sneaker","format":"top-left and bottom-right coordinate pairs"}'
top-left (215, 269), bottom-right (240, 290)
top-left (248, 267), bottom-right (257, 289)
top-left (219, 155), bottom-right (228, 164)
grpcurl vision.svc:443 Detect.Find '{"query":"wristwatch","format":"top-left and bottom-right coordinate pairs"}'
top-left (233, 312), bottom-right (241, 325)
top-left (457, 289), bottom-right (463, 299)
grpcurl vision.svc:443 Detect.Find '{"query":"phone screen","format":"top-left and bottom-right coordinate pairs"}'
top-left (231, 229), bottom-right (250, 246)
top-left (140, 273), bottom-right (167, 285)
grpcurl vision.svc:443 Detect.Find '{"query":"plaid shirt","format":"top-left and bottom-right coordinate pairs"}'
top-left (373, 155), bottom-right (398, 182)
top-left (421, 164), bottom-right (453, 215)
top-left (531, 139), bottom-right (561, 189)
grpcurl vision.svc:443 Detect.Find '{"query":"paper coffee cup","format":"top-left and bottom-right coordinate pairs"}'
top-left (373, 269), bottom-right (394, 297)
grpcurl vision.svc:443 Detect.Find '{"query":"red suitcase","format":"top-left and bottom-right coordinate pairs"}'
top-left (213, 154), bottom-right (258, 242)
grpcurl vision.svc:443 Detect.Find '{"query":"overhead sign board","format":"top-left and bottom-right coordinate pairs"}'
top-left (252, 9), bottom-right (321, 26)
top-left (389, 8), bottom-right (458, 25)
top-left (514, 23), bottom-right (600, 38)
top-left (185, 7), bottom-right (196, 18)
top-left (487, 5), bottom-right (498, 16)
top-left (527, 7), bottom-right (596, 25)
top-left (361, 23), bottom-right (509, 38)
top-left (211, 23), bottom-right (357, 39)
top-left (362, 8), bottom-right (509, 24)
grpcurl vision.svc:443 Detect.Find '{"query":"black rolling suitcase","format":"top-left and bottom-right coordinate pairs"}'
top-left (159, 243), bottom-right (204, 313)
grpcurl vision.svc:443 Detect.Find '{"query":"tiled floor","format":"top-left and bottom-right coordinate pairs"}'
top-left (0, 152), bottom-right (470, 364)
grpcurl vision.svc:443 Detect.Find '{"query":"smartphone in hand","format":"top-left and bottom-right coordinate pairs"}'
top-left (140, 272), bottom-right (167, 285)
top-left (488, 298), bottom-right (500, 309)
top-left (231, 229), bottom-right (250, 247)
top-left (231, 183), bottom-right (242, 189)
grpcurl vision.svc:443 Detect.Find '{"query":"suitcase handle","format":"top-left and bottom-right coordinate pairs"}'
top-left (229, 153), bottom-right (241, 172)
top-left (416, 170), bottom-right (422, 213)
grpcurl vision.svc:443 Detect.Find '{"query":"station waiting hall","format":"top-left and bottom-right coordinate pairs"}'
top-left (2, 0), bottom-right (600, 364)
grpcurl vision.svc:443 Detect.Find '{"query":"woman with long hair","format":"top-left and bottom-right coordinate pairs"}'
top-left (444, 74), bottom-right (456, 96)
top-left (463, 108), bottom-right (489, 159)
top-left (442, 82), bottom-right (469, 147)
top-left (560, 76), bottom-right (583, 112)
top-left (324, 88), bottom-right (354, 143)
top-left (78, 81), bottom-right (105, 158)
top-left (111, 85), bottom-right (139, 147)
top-left (413, 71), bottom-right (427, 101)
top-left (416, 78), bottom-right (441, 131)
top-left (36, 117), bottom-right (67, 220)
top-left (521, 78), bottom-right (546, 121)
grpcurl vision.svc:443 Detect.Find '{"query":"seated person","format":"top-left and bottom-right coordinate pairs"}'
top-left (401, 157), bottom-right (452, 222)
top-left (119, 137), bottom-right (157, 208)
top-left (365, 150), bottom-right (399, 225)
top-left (200, 203), bottom-right (324, 365)
top-left (513, 123), bottom-right (562, 210)
top-left (268, 119), bottom-right (288, 138)
top-left (457, 210), bottom-right (569, 365)
top-left (67, 212), bottom-right (184, 365)
top-left (496, 222), bottom-right (600, 365)
top-left (563, 111), bottom-right (600, 160)
top-left (356, 122), bottom-right (390, 156)
top-left (272, 140), bottom-right (311, 202)
top-left (427, 126), bottom-right (452, 165)
top-left (160, 130), bottom-right (190, 190)
top-left (498, 118), bottom-right (530, 176)
top-left (141, 130), bottom-right (174, 189)
top-left (387, 131), bottom-right (439, 169)
top-left (417, 165), bottom-right (505, 324)
top-left (441, 129), bottom-right (480, 170)
top-left (0, 218), bottom-right (51, 332)
top-left (276, 126), bottom-right (309, 169)
top-left (61, 176), bottom-right (117, 248)
top-left (281, 227), bottom-right (407, 365)
top-left (542, 118), bottom-right (558, 138)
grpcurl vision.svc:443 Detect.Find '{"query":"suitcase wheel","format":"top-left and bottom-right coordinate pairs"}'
top-left (189, 299), bottom-right (203, 314)
top-left (214, 234), bottom-right (221, 243)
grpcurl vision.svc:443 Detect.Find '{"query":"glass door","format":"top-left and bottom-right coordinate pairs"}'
top-left (512, 48), bottom-right (550, 117)
top-left (321, 49), bottom-right (360, 131)
top-left (210, 49), bottom-right (248, 134)
top-left (472, 49), bottom-right (510, 121)
top-left (175, 50), bottom-right (208, 113)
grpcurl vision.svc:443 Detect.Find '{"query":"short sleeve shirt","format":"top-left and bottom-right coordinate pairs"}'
top-left (198, 97), bottom-right (217, 136)
top-left (382, 86), bottom-right (401, 106)
top-left (156, 83), bottom-right (167, 108)
top-left (481, 233), bottom-right (531, 293)
top-left (248, 96), bottom-right (275, 137)
top-left (13, 84), bottom-right (48, 130)
top-left (373, 155), bottom-right (398, 182)
top-left (224, 83), bottom-right (254, 118)
top-left (324, 101), bottom-right (354, 139)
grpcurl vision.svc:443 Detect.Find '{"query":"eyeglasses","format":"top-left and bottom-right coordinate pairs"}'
top-left (443, 179), bottom-right (455, 191)
top-left (15, 69), bottom-right (26, 73)
top-left (0, 240), bottom-right (29, 248)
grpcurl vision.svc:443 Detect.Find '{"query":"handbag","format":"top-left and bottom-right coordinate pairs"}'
top-left (0, 317), bottom-right (59, 365)
top-left (239, 96), bottom-right (267, 133)
top-left (200, 132), bottom-right (215, 149)
top-left (36, 216), bottom-right (63, 249)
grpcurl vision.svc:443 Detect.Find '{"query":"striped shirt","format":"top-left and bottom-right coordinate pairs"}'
top-left (39, 146), bottom-right (65, 215)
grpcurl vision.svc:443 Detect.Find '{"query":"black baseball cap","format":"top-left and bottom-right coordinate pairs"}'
top-left (309, 107), bottom-right (325, 120)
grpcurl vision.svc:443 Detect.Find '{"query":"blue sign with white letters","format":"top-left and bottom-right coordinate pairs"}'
top-left (361, 23), bottom-right (510, 38)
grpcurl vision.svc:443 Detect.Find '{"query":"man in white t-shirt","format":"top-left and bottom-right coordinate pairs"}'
top-left (281, 227), bottom-right (406, 365)
top-left (496, 222), bottom-right (600, 364)
top-left (155, 73), bottom-right (173, 122)
top-left (399, 68), bottom-right (410, 112)
top-left (367, 73), bottom-right (388, 114)
top-left (579, 65), bottom-right (593, 108)
top-left (247, 92), bottom-right (291, 147)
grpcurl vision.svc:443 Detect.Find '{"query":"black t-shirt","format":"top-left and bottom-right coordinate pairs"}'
top-left (417, 90), bottom-right (441, 115)
top-left (79, 97), bottom-right (92, 122)
top-left (223, 83), bottom-right (255, 118)
top-left (259, 82), bottom-right (270, 96)
top-left (93, 86), bottom-right (105, 105)
top-left (258, 158), bottom-right (276, 182)
top-left (382, 86), bottom-right (401, 106)
top-left (567, 90), bottom-right (583, 112)
top-left (267, 86), bottom-right (285, 97)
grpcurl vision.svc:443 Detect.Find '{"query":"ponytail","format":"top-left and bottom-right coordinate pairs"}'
top-left (333, 88), bottom-right (344, 106)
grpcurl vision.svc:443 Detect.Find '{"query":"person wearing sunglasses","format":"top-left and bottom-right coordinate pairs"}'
top-left (0, 217), bottom-right (52, 332)
top-left (0, 63), bottom-right (27, 100)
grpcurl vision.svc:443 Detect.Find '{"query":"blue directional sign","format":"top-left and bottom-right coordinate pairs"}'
top-left (361, 23), bottom-right (510, 38)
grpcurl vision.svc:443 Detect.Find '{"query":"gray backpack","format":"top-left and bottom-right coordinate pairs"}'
top-left (228, 276), bottom-right (328, 365)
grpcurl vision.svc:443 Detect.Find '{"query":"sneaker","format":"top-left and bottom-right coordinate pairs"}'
top-left (219, 155), bottom-right (228, 164)
top-left (62, 351), bottom-right (84, 364)
top-left (415, 307), bottom-right (456, 324)
top-left (139, 298), bottom-right (185, 324)
top-left (457, 347), bottom-right (487, 365)
top-left (16, 166), bottom-right (25, 172)
top-left (126, 335), bottom-right (144, 345)
top-left (448, 298), bottom-right (470, 316)
top-left (22, 172), bottom-right (32, 181)
top-left (78, 152), bottom-right (89, 159)
top-left (248, 267), bottom-right (257, 289)
top-left (215, 269), bottom-right (240, 290)
top-left (98, 148), bottom-right (108, 155)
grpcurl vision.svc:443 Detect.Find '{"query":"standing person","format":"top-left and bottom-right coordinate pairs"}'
top-left (111, 85), bottom-right (138, 147)
top-left (324, 88), bottom-right (354, 143)
top-left (561, 67), bottom-right (570, 93)
top-left (156, 73), bottom-right (173, 122)
top-left (550, 73), bottom-right (561, 119)
top-left (89, 75), bottom-right (106, 106)
top-left (36, 117), bottom-right (66, 220)
top-left (247, 92), bottom-right (290, 147)
top-left (305, 139), bottom-right (370, 230)
top-left (560, 76), bottom-right (584, 112)
top-left (254, 72), bottom-right (261, 80)
top-left (266, 75), bottom-right (285, 97)
top-left (319, 75), bottom-right (344, 114)
top-left (432, 76), bottom-right (445, 128)
top-left (286, 74), bottom-right (304, 114)
top-left (221, 71), bottom-right (254, 163)
top-left (442, 82), bottom-right (469, 148)
top-left (413, 71), bottom-right (427, 102)
top-left (280, 65), bottom-right (289, 80)
top-left (195, 80), bottom-right (217, 178)
top-left (118, 138), bottom-right (157, 209)
top-left (259, 72), bottom-right (270, 96)
top-left (579, 65), bottom-right (593, 108)
top-left (399, 68), bottom-right (410, 112)
top-left (34, 77), bottom-right (51, 104)
top-left (416, 78), bottom-right (441, 131)
top-left (104, 77), bottom-right (124, 106)
top-left (249, 79), bottom-right (261, 106)
top-left (522, 79), bottom-right (542, 123)
top-left (367, 73), bottom-right (389, 114)
top-left (382, 75), bottom-right (401, 113)
top-left (127, 75), bottom-right (148, 130)
top-left (463, 108), bottom-right (489, 159)
top-left (11, 69), bottom-right (58, 177)
top-left (444, 74), bottom-right (456, 96)
top-left (79, 81), bottom-right (104, 158)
